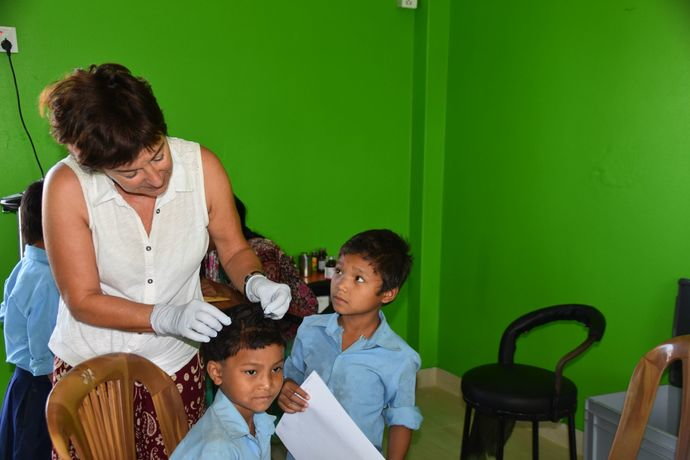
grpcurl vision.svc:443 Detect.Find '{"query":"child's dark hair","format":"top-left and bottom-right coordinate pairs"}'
top-left (201, 303), bottom-right (285, 363)
top-left (20, 179), bottom-right (44, 246)
top-left (339, 229), bottom-right (413, 294)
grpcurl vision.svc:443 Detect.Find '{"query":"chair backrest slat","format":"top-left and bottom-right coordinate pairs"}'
top-left (92, 387), bottom-right (112, 458)
top-left (100, 382), bottom-right (119, 459)
top-left (80, 395), bottom-right (101, 459)
top-left (107, 380), bottom-right (127, 453)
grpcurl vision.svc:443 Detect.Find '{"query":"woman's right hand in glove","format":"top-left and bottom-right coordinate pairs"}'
top-left (150, 299), bottom-right (232, 343)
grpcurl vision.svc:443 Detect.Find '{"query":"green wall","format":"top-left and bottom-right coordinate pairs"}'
top-left (0, 1), bottom-right (417, 395)
top-left (440, 0), bottom-right (690, 427)
top-left (408, 0), bottom-right (450, 362)
top-left (5, 0), bottom-right (690, 435)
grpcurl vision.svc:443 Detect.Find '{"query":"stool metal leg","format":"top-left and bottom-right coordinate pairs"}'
top-left (532, 420), bottom-right (539, 460)
top-left (460, 404), bottom-right (472, 459)
top-left (567, 414), bottom-right (577, 460)
top-left (496, 417), bottom-right (505, 460)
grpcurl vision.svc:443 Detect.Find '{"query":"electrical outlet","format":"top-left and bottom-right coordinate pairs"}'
top-left (0, 27), bottom-right (19, 53)
top-left (397, 0), bottom-right (418, 9)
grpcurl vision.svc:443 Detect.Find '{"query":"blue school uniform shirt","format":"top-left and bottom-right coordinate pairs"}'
top-left (284, 311), bottom-right (422, 452)
top-left (0, 245), bottom-right (59, 376)
top-left (170, 390), bottom-right (275, 460)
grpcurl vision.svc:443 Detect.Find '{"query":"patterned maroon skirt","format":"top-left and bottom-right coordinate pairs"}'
top-left (51, 353), bottom-right (206, 460)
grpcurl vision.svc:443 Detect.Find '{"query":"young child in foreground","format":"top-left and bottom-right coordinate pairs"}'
top-left (0, 180), bottom-right (60, 459)
top-left (171, 303), bottom-right (285, 460)
top-left (279, 229), bottom-right (422, 459)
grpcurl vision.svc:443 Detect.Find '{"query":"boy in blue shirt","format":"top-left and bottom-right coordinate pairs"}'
top-left (0, 179), bottom-right (60, 459)
top-left (279, 229), bottom-right (422, 459)
top-left (171, 303), bottom-right (285, 460)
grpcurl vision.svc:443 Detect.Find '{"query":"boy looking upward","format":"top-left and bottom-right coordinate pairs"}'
top-left (279, 229), bottom-right (422, 460)
top-left (171, 303), bottom-right (285, 460)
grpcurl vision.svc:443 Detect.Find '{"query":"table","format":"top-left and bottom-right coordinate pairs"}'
top-left (303, 272), bottom-right (327, 284)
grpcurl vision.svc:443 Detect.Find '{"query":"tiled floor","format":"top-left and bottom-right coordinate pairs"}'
top-left (271, 385), bottom-right (581, 459)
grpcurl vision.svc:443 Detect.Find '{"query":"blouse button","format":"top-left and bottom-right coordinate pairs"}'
top-left (155, 209), bottom-right (161, 214)
top-left (146, 246), bottom-right (152, 251)
top-left (147, 279), bottom-right (153, 284)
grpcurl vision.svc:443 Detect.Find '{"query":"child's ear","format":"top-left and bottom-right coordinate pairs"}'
top-left (206, 360), bottom-right (223, 386)
top-left (381, 287), bottom-right (399, 305)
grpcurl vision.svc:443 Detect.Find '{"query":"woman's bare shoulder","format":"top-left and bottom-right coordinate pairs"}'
top-left (45, 160), bottom-right (80, 190)
top-left (44, 160), bottom-right (88, 215)
top-left (199, 145), bottom-right (226, 174)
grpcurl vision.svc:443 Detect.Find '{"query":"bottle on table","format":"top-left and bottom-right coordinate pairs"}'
top-left (324, 256), bottom-right (336, 279)
top-left (318, 248), bottom-right (327, 273)
top-left (310, 251), bottom-right (318, 274)
top-left (298, 252), bottom-right (310, 277)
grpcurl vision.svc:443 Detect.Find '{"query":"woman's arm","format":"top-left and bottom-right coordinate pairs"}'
top-left (387, 425), bottom-right (412, 460)
top-left (43, 163), bottom-right (154, 331)
top-left (201, 147), bottom-right (263, 291)
top-left (200, 277), bottom-right (237, 299)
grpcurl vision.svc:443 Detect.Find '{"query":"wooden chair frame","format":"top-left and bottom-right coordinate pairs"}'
top-left (609, 335), bottom-right (690, 460)
top-left (46, 352), bottom-right (189, 460)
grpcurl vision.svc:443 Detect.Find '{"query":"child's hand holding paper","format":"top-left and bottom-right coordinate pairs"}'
top-left (278, 378), bottom-right (310, 413)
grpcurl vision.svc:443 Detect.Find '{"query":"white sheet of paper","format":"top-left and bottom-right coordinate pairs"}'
top-left (276, 371), bottom-right (384, 460)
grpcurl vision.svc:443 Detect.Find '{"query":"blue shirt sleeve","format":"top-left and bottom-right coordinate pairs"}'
top-left (383, 352), bottom-right (423, 430)
top-left (0, 261), bottom-right (21, 323)
top-left (26, 275), bottom-right (60, 375)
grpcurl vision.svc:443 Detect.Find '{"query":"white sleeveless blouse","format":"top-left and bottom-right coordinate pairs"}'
top-left (48, 137), bottom-right (209, 374)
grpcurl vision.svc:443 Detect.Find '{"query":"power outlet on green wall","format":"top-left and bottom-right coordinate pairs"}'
top-left (0, 27), bottom-right (19, 53)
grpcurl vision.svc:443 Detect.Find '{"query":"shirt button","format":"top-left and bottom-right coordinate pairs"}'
top-left (155, 209), bottom-right (161, 214)
top-left (147, 279), bottom-right (153, 284)
top-left (146, 246), bottom-right (152, 251)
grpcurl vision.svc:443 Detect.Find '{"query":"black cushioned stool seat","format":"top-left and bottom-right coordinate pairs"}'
top-left (462, 364), bottom-right (577, 419)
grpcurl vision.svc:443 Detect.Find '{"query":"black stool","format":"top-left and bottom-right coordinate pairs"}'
top-left (460, 304), bottom-right (605, 460)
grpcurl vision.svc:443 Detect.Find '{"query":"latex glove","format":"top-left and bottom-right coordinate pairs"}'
top-left (246, 275), bottom-right (291, 319)
top-left (150, 300), bottom-right (232, 343)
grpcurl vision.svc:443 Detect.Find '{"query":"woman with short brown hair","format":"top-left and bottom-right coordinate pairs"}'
top-left (41, 63), bottom-right (291, 459)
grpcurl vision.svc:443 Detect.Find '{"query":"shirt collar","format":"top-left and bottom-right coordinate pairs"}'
top-left (211, 391), bottom-right (276, 440)
top-left (23, 244), bottom-right (48, 264)
top-left (323, 311), bottom-right (401, 351)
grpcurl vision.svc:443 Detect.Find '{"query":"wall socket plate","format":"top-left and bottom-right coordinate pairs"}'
top-left (397, 0), bottom-right (418, 9)
top-left (0, 27), bottom-right (19, 53)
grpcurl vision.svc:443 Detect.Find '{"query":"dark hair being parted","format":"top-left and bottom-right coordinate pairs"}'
top-left (39, 63), bottom-right (167, 170)
top-left (20, 179), bottom-right (44, 246)
top-left (339, 229), bottom-right (413, 295)
top-left (201, 303), bottom-right (286, 363)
